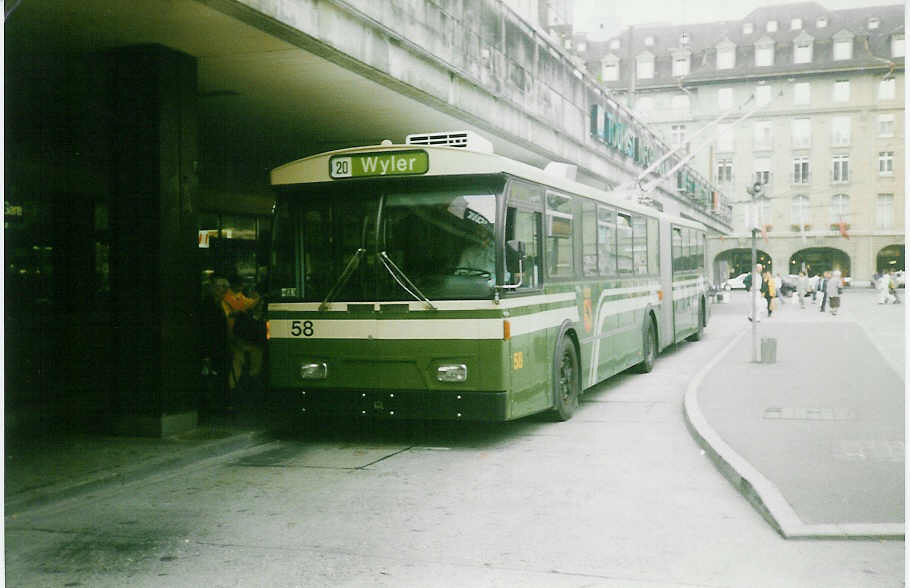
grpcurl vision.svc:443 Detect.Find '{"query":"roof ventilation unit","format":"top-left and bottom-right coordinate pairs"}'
top-left (405, 131), bottom-right (494, 153)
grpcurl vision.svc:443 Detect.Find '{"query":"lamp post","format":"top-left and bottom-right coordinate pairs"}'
top-left (746, 180), bottom-right (765, 363)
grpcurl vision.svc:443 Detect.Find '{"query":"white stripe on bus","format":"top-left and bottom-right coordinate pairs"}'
top-left (269, 307), bottom-right (578, 340)
top-left (587, 286), bottom-right (661, 387)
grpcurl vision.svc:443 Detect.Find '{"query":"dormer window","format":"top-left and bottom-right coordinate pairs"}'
top-left (716, 40), bottom-right (736, 69)
top-left (671, 48), bottom-right (691, 77)
top-left (793, 32), bottom-right (814, 64)
top-left (767, 20), bottom-right (778, 33)
top-left (601, 55), bottom-right (620, 81)
top-left (743, 22), bottom-right (754, 35)
top-left (680, 32), bottom-right (690, 45)
top-left (610, 39), bottom-right (621, 50)
top-left (816, 16), bottom-right (828, 28)
top-left (636, 52), bottom-right (655, 80)
top-left (833, 30), bottom-right (854, 60)
top-left (644, 35), bottom-right (655, 47)
top-left (791, 18), bottom-right (802, 30)
top-left (892, 34), bottom-right (905, 58)
top-left (755, 37), bottom-right (775, 66)
top-left (868, 17), bottom-right (880, 30)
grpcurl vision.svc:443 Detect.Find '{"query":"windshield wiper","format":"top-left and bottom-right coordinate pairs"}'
top-left (319, 247), bottom-right (366, 311)
top-left (379, 251), bottom-right (437, 311)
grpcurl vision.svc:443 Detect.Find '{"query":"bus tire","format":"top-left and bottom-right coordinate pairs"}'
top-left (687, 299), bottom-right (705, 342)
top-left (551, 335), bottom-right (580, 421)
top-left (635, 317), bottom-right (657, 374)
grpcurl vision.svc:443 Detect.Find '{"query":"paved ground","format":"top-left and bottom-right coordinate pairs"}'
top-left (4, 287), bottom-right (905, 587)
top-left (688, 288), bottom-right (905, 538)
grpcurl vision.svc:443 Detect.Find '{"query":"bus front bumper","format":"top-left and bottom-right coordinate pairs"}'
top-left (283, 387), bottom-right (510, 421)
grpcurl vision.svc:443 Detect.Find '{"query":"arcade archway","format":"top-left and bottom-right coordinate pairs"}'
top-left (788, 247), bottom-right (851, 278)
top-left (714, 248), bottom-right (772, 279)
top-left (876, 244), bottom-right (905, 272)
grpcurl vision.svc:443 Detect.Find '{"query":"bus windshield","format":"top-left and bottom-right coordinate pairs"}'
top-left (270, 175), bottom-right (505, 302)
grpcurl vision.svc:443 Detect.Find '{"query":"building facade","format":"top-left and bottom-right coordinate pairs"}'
top-left (581, 2), bottom-right (905, 285)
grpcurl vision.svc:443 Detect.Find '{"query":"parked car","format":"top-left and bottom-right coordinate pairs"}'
top-left (724, 273), bottom-right (749, 290)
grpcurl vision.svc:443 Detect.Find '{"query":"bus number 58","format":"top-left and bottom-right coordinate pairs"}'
top-left (291, 320), bottom-right (314, 337)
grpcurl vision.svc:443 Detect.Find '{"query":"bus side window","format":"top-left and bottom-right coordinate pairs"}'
top-left (505, 206), bottom-right (541, 289)
top-left (672, 227), bottom-right (683, 271)
top-left (647, 218), bottom-right (659, 274)
top-left (597, 206), bottom-right (616, 275)
top-left (616, 213), bottom-right (633, 274)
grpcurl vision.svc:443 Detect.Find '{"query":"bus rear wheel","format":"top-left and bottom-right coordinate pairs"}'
top-left (551, 336), bottom-right (580, 421)
top-left (636, 319), bottom-right (657, 373)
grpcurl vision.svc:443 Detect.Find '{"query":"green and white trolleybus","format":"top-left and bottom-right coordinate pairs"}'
top-left (267, 131), bottom-right (709, 421)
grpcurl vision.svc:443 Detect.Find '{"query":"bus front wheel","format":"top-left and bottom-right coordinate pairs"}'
top-left (551, 335), bottom-right (580, 421)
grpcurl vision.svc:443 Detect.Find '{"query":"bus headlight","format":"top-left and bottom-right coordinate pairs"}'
top-left (300, 362), bottom-right (328, 380)
top-left (436, 364), bottom-right (467, 383)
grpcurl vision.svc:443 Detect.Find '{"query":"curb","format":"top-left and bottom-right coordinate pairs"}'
top-left (683, 328), bottom-right (905, 540)
top-left (5, 429), bottom-right (275, 516)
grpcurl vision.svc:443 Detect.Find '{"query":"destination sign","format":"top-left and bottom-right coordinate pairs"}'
top-left (329, 150), bottom-right (429, 179)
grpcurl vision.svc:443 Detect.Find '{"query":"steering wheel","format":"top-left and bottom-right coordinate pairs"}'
top-left (453, 266), bottom-right (492, 279)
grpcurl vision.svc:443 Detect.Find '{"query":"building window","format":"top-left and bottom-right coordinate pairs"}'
top-left (756, 84), bottom-right (772, 106)
top-left (892, 34), bottom-right (905, 58)
top-left (878, 114), bottom-right (895, 137)
top-left (717, 46), bottom-right (735, 69)
top-left (717, 123), bottom-right (734, 152)
top-left (637, 57), bottom-right (654, 80)
top-left (794, 40), bottom-right (813, 63)
top-left (610, 39), bottom-right (621, 50)
top-left (816, 16), bottom-right (828, 28)
top-left (754, 157), bottom-right (771, 185)
top-left (793, 81), bottom-right (811, 105)
top-left (753, 121), bottom-right (772, 150)
top-left (831, 116), bottom-right (851, 146)
top-left (671, 94), bottom-right (690, 112)
top-left (833, 39), bottom-right (852, 60)
top-left (868, 17), bottom-right (880, 30)
top-left (644, 36), bottom-right (655, 46)
top-left (718, 87), bottom-right (733, 109)
top-left (767, 20), bottom-right (778, 32)
top-left (672, 55), bottom-right (690, 76)
top-left (717, 159), bottom-right (733, 183)
top-left (878, 151), bottom-right (894, 175)
top-left (602, 60), bottom-right (619, 81)
top-left (832, 80), bottom-right (850, 102)
top-left (791, 18), bottom-right (803, 30)
top-left (793, 157), bottom-right (810, 184)
top-left (671, 124), bottom-right (687, 147)
top-left (832, 155), bottom-right (849, 183)
top-left (756, 44), bottom-right (774, 66)
top-left (791, 195), bottom-right (810, 226)
top-left (878, 78), bottom-right (896, 100)
top-left (792, 118), bottom-right (811, 147)
top-left (876, 194), bottom-right (894, 229)
top-left (830, 194), bottom-right (849, 224)
top-left (743, 22), bottom-right (753, 35)
top-left (635, 96), bottom-right (654, 115)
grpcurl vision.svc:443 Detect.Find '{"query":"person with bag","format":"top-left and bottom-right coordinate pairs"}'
top-left (827, 270), bottom-right (843, 316)
top-left (762, 271), bottom-right (775, 317)
top-left (222, 274), bottom-right (265, 406)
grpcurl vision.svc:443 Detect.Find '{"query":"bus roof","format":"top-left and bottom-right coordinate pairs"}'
top-left (271, 143), bottom-right (708, 232)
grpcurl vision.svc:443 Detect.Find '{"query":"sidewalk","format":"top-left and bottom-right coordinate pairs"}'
top-left (685, 289), bottom-right (905, 539)
top-left (5, 408), bottom-right (283, 516)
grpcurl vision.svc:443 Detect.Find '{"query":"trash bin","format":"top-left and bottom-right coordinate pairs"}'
top-left (761, 337), bottom-right (777, 364)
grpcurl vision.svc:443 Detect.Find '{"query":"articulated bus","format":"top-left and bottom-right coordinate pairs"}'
top-left (266, 132), bottom-right (709, 421)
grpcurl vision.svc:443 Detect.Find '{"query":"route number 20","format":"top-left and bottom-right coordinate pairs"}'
top-left (290, 320), bottom-right (314, 337)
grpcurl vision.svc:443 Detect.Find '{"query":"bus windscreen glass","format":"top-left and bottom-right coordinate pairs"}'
top-left (270, 176), bottom-right (505, 302)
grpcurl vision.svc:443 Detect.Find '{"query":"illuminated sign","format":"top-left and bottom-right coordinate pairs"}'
top-left (329, 150), bottom-right (429, 179)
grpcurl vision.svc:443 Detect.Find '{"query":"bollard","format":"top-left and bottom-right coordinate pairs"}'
top-left (760, 337), bottom-right (777, 364)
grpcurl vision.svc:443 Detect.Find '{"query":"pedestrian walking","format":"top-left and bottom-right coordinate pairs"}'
top-left (888, 270), bottom-right (901, 304)
top-left (796, 271), bottom-right (808, 308)
top-left (877, 271), bottom-right (891, 304)
top-left (819, 271), bottom-right (830, 312)
top-left (827, 270), bottom-right (842, 316)
top-left (762, 271), bottom-right (775, 317)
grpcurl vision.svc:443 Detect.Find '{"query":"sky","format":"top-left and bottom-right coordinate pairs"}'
top-left (573, 0), bottom-right (906, 37)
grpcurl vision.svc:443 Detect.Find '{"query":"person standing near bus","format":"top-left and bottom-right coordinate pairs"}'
top-left (762, 271), bottom-right (775, 317)
top-left (827, 270), bottom-right (842, 316)
top-left (222, 274), bottom-right (264, 406)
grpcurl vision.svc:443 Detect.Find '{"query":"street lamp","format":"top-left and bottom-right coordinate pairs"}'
top-left (746, 180), bottom-right (765, 362)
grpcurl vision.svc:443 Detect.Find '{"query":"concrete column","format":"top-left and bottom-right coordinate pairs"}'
top-left (110, 45), bottom-right (200, 436)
